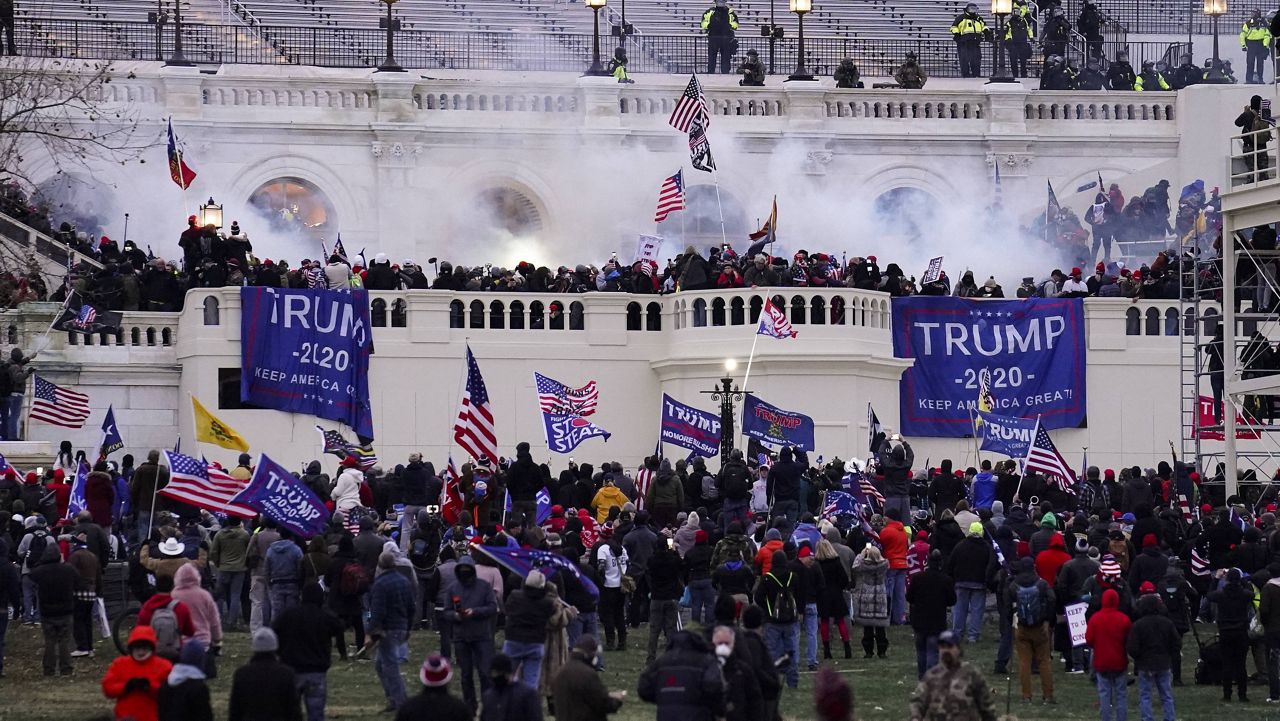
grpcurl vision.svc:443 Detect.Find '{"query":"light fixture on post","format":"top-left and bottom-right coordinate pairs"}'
top-left (164, 0), bottom-right (193, 67)
top-left (760, 0), bottom-right (784, 75)
top-left (703, 359), bottom-right (746, 458)
top-left (787, 0), bottom-right (816, 81)
top-left (988, 0), bottom-right (1016, 83)
top-left (199, 197), bottom-right (223, 229)
top-left (376, 0), bottom-right (405, 73)
top-left (1203, 0), bottom-right (1229, 83)
top-left (584, 0), bottom-right (610, 76)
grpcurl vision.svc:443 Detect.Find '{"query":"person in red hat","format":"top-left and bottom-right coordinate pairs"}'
top-left (331, 456), bottom-right (365, 519)
top-left (1060, 267), bottom-right (1089, 297)
top-left (1129, 534), bottom-right (1169, 595)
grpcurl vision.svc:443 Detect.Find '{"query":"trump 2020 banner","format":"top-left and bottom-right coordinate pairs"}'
top-left (742, 395), bottom-right (816, 451)
top-left (240, 288), bottom-right (374, 439)
top-left (660, 394), bottom-right (721, 457)
top-left (974, 410), bottom-right (1039, 458)
top-left (892, 297), bottom-right (1086, 437)
top-left (230, 453), bottom-right (331, 538)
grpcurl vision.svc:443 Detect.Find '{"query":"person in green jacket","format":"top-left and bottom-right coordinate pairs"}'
top-left (607, 47), bottom-right (634, 84)
top-left (210, 516), bottom-right (251, 629)
top-left (1134, 61), bottom-right (1171, 91)
top-left (701, 0), bottom-right (739, 74)
top-left (1241, 8), bottom-right (1272, 84)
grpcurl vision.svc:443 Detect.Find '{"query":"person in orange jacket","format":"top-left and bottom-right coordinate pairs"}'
top-left (101, 625), bottom-right (174, 721)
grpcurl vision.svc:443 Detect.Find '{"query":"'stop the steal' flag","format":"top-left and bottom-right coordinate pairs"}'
top-left (741, 395), bottom-right (815, 451)
top-left (660, 394), bottom-right (721, 458)
top-left (758, 297), bottom-right (797, 339)
top-left (239, 287), bottom-right (374, 439)
top-left (543, 413), bottom-right (612, 454)
top-left (891, 297), bottom-right (1086, 437)
top-left (230, 453), bottom-right (331, 538)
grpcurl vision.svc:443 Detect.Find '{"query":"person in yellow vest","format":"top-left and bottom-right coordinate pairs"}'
top-left (1134, 60), bottom-right (1171, 91)
top-left (1003, 4), bottom-right (1034, 79)
top-left (1241, 9), bottom-right (1272, 84)
top-left (950, 3), bottom-right (989, 78)
top-left (607, 47), bottom-right (635, 83)
top-left (701, 0), bottom-right (739, 75)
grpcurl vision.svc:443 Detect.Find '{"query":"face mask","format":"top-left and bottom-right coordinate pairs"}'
top-left (715, 644), bottom-right (732, 659)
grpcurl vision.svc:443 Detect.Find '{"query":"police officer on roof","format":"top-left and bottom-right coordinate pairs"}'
top-left (701, 0), bottom-right (739, 75)
top-left (950, 3), bottom-right (989, 78)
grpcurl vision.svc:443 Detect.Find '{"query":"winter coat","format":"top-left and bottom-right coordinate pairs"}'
top-left (272, 584), bottom-right (346, 673)
top-left (439, 559), bottom-right (497, 641)
top-left (1261, 577), bottom-right (1280, 636)
top-left (880, 520), bottom-right (909, 570)
top-left (971, 472), bottom-right (997, 510)
top-left (1085, 589), bottom-right (1131, 673)
top-left (331, 468), bottom-right (364, 513)
top-left (851, 556), bottom-right (889, 627)
top-left (711, 532), bottom-right (754, 570)
top-left (876, 439), bottom-right (914, 497)
top-left (101, 627), bottom-right (174, 721)
top-left (1209, 580), bottom-right (1255, 633)
top-left (227, 653), bottom-right (302, 721)
top-left (209, 526), bottom-right (250, 572)
top-left (906, 567), bottom-right (956, 635)
top-left (396, 686), bottom-right (473, 721)
top-left (590, 486), bottom-right (629, 523)
top-left (1126, 595), bottom-right (1181, 672)
top-left (367, 568), bottom-right (415, 635)
top-left (647, 469), bottom-right (684, 510)
top-left (157, 671), bottom-right (213, 721)
top-left (753, 540), bottom-right (785, 575)
top-left (481, 680), bottom-right (544, 721)
top-left (945, 536), bottom-right (992, 586)
top-left (1128, 546), bottom-right (1169, 594)
top-left (637, 631), bottom-right (725, 721)
top-left (553, 654), bottom-right (624, 721)
top-left (171, 564), bottom-right (221, 648)
top-left (816, 557), bottom-right (849, 618)
top-left (85, 471), bottom-right (115, 527)
top-left (131, 461), bottom-right (169, 515)
top-left (505, 585), bottom-right (557, 643)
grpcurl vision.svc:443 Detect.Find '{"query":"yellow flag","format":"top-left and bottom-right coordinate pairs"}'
top-left (192, 396), bottom-right (250, 453)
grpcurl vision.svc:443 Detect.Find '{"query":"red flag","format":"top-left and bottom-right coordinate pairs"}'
top-left (167, 118), bottom-right (197, 190)
top-left (440, 455), bottom-right (464, 525)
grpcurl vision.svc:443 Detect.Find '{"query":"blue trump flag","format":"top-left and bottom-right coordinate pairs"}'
top-left (536, 487), bottom-right (552, 525)
top-left (240, 287), bottom-right (374, 439)
top-left (823, 490), bottom-right (859, 517)
top-left (543, 413), bottom-right (611, 454)
top-left (65, 461), bottom-right (89, 519)
top-left (230, 453), bottom-right (331, 538)
top-left (100, 406), bottom-right (124, 456)
top-left (659, 394), bottom-right (721, 458)
top-left (473, 543), bottom-right (599, 598)
top-left (892, 297), bottom-right (1086, 437)
top-left (741, 395), bottom-right (815, 451)
top-left (974, 410), bottom-right (1039, 459)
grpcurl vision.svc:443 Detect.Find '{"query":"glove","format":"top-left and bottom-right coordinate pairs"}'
top-left (124, 677), bottom-right (151, 694)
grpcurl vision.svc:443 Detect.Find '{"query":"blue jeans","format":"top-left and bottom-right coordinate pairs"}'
top-left (885, 569), bottom-right (907, 625)
top-left (802, 603), bottom-right (819, 666)
top-left (295, 671), bottom-right (328, 721)
top-left (1096, 670), bottom-right (1128, 721)
top-left (952, 586), bottom-right (985, 641)
top-left (269, 583), bottom-right (299, 619)
top-left (374, 629), bottom-right (409, 708)
top-left (2, 393), bottom-right (21, 440)
top-left (773, 500), bottom-right (799, 525)
top-left (0, 613), bottom-right (8, 675)
top-left (1137, 669), bottom-right (1174, 721)
top-left (914, 631), bottom-right (938, 678)
top-left (763, 622), bottom-right (800, 688)
top-left (995, 604), bottom-right (1012, 671)
top-left (688, 579), bottom-right (716, 626)
top-left (884, 496), bottom-right (911, 524)
top-left (215, 570), bottom-right (246, 627)
top-left (21, 575), bottom-right (38, 623)
top-left (502, 639), bottom-right (546, 689)
top-left (568, 611), bottom-right (598, 649)
top-left (721, 499), bottom-right (750, 532)
top-left (455, 637), bottom-right (493, 711)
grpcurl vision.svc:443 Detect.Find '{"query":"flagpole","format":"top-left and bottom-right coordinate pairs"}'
top-left (739, 329), bottom-right (762, 450)
top-left (967, 404), bottom-right (983, 468)
top-left (710, 169), bottom-right (728, 249)
top-left (1014, 417), bottom-right (1041, 506)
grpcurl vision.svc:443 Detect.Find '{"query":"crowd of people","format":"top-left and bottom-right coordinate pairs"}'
top-left (1, 432), bottom-right (1280, 720)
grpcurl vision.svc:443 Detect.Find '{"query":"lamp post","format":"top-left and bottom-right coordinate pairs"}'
top-left (702, 359), bottom-right (747, 458)
top-left (988, 0), bottom-right (1016, 83)
top-left (584, 0), bottom-right (610, 76)
top-left (1203, 0), bottom-right (1229, 83)
top-left (164, 0), bottom-right (192, 66)
top-left (787, 0), bottom-right (816, 81)
top-left (376, 0), bottom-right (405, 73)
top-left (761, 0), bottom-right (784, 76)
top-left (199, 197), bottom-right (224, 229)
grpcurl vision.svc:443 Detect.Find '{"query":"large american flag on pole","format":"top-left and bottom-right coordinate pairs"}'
top-left (654, 170), bottom-right (686, 223)
top-left (1023, 420), bottom-right (1075, 492)
top-left (668, 74), bottom-right (710, 133)
top-left (534, 372), bottom-right (599, 416)
top-left (454, 345), bottom-right (498, 465)
top-left (29, 376), bottom-right (91, 428)
top-left (161, 450), bottom-right (257, 518)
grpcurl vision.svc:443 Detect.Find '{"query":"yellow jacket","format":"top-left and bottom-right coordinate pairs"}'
top-left (1242, 18), bottom-right (1272, 46)
top-left (591, 485), bottom-right (630, 523)
top-left (951, 13), bottom-right (987, 38)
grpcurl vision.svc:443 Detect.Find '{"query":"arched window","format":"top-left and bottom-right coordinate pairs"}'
top-left (114, 330), bottom-right (125, 347)
top-left (161, 328), bottom-right (172, 346)
top-left (569, 301), bottom-right (585, 330)
top-left (509, 300), bottom-right (525, 330)
top-left (247, 177), bottom-right (336, 241)
top-left (711, 298), bottom-right (726, 327)
top-left (391, 299), bottom-right (407, 327)
top-left (873, 188), bottom-right (939, 245)
top-left (1144, 307), bottom-right (1160, 336)
top-left (371, 298), bottom-right (388, 327)
top-left (626, 302), bottom-right (642, 331)
top-left (5, 325), bottom-right (15, 344)
top-left (530, 301), bottom-right (545, 329)
top-left (646, 302), bottom-right (662, 331)
top-left (146, 327), bottom-right (156, 346)
top-left (449, 300), bottom-right (465, 329)
top-left (790, 296), bottom-right (806, 325)
top-left (655, 184), bottom-right (750, 242)
top-left (1183, 307), bottom-right (1195, 336)
top-left (469, 300), bottom-right (485, 329)
top-left (810, 296), bottom-right (826, 325)
top-left (1126, 307), bottom-right (1141, 335)
top-left (1164, 307), bottom-right (1179, 336)
top-left (202, 296), bottom-right (220, 326)
top-left (750, 296), bottom-right (763, 324)
top-left (730, 297), bottom-right (745, 326)
top-left (549, 301), bottom-right (565, 330)
top-left (692, 298), bottom-right (708, 328)
top-left (831, 296), bottom-right (846, 325)
top-left (130, 327), bottom-right (140, 346)
top-left (489, 301), bottom-right (505, 330)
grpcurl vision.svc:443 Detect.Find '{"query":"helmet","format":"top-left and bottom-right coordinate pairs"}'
top-left (1142, 60), bottom-right (1154, 70)
top-left (905, 51), bottom-right (917, 60)
top-left (965, 3), bottom-right (977, 11)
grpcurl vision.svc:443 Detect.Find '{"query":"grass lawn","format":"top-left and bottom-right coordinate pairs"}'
top-left (0, 620), bottom-right (1265, 720)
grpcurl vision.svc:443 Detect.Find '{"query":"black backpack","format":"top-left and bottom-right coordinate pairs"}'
top-left (766, 571), bottom-right (798, 624)
top-left (24, 531), bottom-right (48, 570)
top-left (1195, 638), bottom-right (1223, 685)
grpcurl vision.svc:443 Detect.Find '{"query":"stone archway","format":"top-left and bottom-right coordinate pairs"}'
top-left (247, 177), bottom-right (337, 241)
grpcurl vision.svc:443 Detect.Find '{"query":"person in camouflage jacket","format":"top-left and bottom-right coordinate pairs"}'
top-left (909, 631), bottom-right (997, 721)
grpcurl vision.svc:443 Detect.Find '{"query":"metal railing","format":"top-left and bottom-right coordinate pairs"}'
top-left (7, 19), bottom-right (1199, 77)
top-left (1228, 125), bottom-right (1278, 189)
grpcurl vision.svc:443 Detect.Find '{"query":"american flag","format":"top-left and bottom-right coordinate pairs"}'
top-left (653, 170), bottom-right (686, 223)
top-left (635, 464), bottom-right (653, 510)
top-left (977, 368), bottom-right (995, 413)
top-left (757, 297), bottom-right (797, 339)
top-left (668, 74), bottom-right (710, 133)
top-left (1023, 421), bottom-right (1075, 492)
top-left (440, 455), bottom-right (464, 525)
top-left (534, 372), bottom-right (599, 417)
top-left (161, 450), bottom-right (257, 518)
top-left (688, 117), bottom-right (716, 173)
top-left (859, 475), bottom-right (885, 507)
top-left (1190, 545), bottom-right (1210, 577)
top-left (29, 376), bottom-right (91, 428)
top-left (454, 345), bottom-right (498, 465)
top-left (823, 490), bottom-right (859, 517)
top-left (314, 425), bottom-right (379, 471)
top-left (1177, 493), bottom-right (1196, 524)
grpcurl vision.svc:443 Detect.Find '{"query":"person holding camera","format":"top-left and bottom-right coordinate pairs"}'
top-left (738, 49), bottom-right (765, 86)
top-left (701, 0), bottom-right (739, 74)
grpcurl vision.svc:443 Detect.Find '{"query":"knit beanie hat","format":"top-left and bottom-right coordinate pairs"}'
top-left (420, 654), bottom-right (453, 687)
top-left (525, 570), bottom-right (546, 589)
top-left (251, 628), bottom-right (279, 653)
top-left (1099, 555), bottom-right (1122, 578)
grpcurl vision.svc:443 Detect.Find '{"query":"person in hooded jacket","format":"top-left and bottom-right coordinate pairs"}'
top-left (1127, 592), bottom-right (1180, 719)
top-left (767, 447), bottom-right (805, 523)
top-left (1210, 568), bottom-right (1255, 702)
top-left (273, 582), bottom-right (346, 721)
top-left (971, 461), bottom-right (997, 511)
top-left (638, 629), bottom-right (726, 721)
top-left (907, 549), bottom-right (955, 678)
top-left (928, 462), bottom-right (965, 517)
top-left (717, 450), bottom-right (752, 532)
top-left (1006, 557), bottom-right (1055, 704)
top-left (1106, 50), bottom-right (1137, 90)
top-left (646, 459), bottom-right (685, 529)
top-left (1085, 588), bottom-right (1131, 721)
top-left (364, 255), bottom-right (401, 290)
top-left (103, 626), bottom-right (174, 721)
top-left (158, 640), bottom-right (213, 721)
top-left (946, 522), bottom-right (992, 643)
top-left (876, 436), bottom-right (914, 521)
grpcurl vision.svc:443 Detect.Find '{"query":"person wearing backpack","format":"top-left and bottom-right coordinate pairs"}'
top-left (851, 544), bottom-right (891, 659)
top-left (755, 549), bottom-right (800, 689)
top-left (324, 535), bottom-right (367, 649)
top-left (139, 575), bottom-right (197, 662)
top-left (1005, 557), bottom-right (1056, 705)
top-left (717, 450), bottom-right (752, 533)
top-left (16, 514), bottom-right (50, 624)
top-left (265, 531), bottom-right (304, 618)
